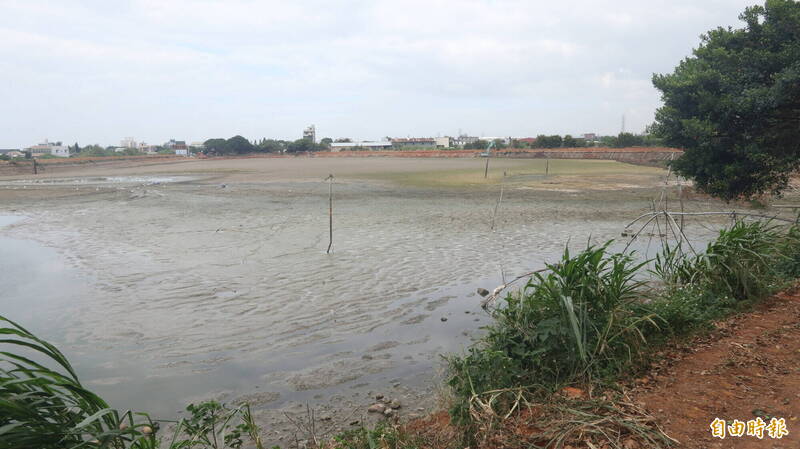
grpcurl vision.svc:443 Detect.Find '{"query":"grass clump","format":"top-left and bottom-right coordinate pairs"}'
top-left (0, 315), bottom-right (271, 449)
top-left (447, 242), bottom-right (657, 424)
top-left (445, 219), bottom-right (800, 445)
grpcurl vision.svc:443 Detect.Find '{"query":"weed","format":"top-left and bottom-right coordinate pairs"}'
top-left (0, 315), bottom-right (272, 449)
top-left (447, 242), bottom-right (657, 423)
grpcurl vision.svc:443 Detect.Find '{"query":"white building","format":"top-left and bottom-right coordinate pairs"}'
top-left (27, 139), bottom-right (70, 158)
top-left (330, 141), bottom-right (393, 152)
top-left (434, 137), bottom-right (451, 148)
top-left (120, 137), bottom-right (137, 148)
top-left (303, 125), bottom-right (316, 143)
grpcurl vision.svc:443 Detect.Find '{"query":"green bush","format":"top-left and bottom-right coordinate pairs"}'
top-left (447, 243), bottom-right (657, 423)
top-left (652, 221), bottom-right (790, 302)
top-left (447, 220), bottom-right (800, 425)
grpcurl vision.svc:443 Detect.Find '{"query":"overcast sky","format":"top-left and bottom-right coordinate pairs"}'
top-left (0, 0), bottom-right (756, 147)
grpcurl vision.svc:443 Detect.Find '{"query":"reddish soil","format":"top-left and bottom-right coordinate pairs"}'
top-left (632, 286), bottom-right (800, 448)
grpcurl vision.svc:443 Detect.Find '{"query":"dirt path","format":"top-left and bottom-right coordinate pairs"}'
top-left (632, 286), bottom-right (800, 448)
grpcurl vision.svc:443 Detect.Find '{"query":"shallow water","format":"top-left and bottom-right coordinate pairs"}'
top-left (0, 172), bottom-right (727, 439)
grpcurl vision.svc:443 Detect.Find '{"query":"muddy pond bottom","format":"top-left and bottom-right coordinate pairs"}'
top-left (0, 167), bottom-right (732, 443)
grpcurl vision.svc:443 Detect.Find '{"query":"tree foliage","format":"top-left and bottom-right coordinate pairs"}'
top-left (652, 0), bottom-right (800, 200)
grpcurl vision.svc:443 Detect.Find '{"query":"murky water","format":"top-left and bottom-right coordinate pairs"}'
top-left (0, 171), bottom-right (728, 440)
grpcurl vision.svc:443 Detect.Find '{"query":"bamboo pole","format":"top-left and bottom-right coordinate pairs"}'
top-left (490, 184), bottom-right (504, 231)
top-left (326, 174), bottom-right (333, 254)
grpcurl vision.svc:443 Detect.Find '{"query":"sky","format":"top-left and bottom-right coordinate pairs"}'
top-left (0, 0), bottom-right (757, 147)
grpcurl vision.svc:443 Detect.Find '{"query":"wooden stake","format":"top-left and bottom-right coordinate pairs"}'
top-left (490, 184), bottom-right (504, 231)
top-left (545, 159), bottom-right (549, 176)
top-left (33, 158), bottom-right (37, 175)
top-left (678, 176), bottom-right (685, 232)
top-left (484, 157), bottom-right (489, 179)
top-left (326, 174), bottom-right (334, 254)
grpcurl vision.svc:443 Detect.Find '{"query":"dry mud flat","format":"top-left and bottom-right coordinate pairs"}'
top-left (0, 157), bottom-right (742, 445)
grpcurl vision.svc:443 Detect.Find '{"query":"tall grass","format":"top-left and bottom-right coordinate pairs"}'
top-left (0, 315), bottom-right (269, 449)
top-left (447, 220), bottom-right (800, 424)
top-left (0, 315), bottom-right (152, 449)
top-left (652, 220), bottom-right (792, 301)
top-left (447, 243), bottom-right (657, 423)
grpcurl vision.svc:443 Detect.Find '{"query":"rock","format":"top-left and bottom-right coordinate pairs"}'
top-left (383, 408), bottom-right (394, 417)
top-left (349, 420), bottom-right (360, 426)
top-left (320, 415), bottom-right (332, 421)
top-left (390, 400), bottom-right (401, 409)
top-left (477, 288), bottom-right (490, 297)
top-left (440, 317), bottom-right (448, 322)
top-left (464, 310), bottom-right (471, 314)
top-left (368, 403), bottom-right (386, 413)
top-left (375, 394), bottom-right (384, 400)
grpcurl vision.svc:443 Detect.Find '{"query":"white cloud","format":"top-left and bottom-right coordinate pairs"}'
top-left (0, 0), bottom-right (757, 145)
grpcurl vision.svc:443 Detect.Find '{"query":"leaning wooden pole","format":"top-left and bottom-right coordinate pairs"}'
top-left (484, 157), bottom-right (489, 179)
top-left (326, 174), bottom-right (334, 254)
top-left (33, 158), bottom-right (38, 175)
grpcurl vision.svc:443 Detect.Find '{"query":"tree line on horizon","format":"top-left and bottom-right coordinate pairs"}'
top-left (463, 132), bottom-right (664, 150)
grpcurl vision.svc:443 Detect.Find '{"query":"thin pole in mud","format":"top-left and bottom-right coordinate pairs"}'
top-left (545, 159), bottom-right (549, 176)
top-left (33, 158), bottom-right (37, 175)
top-left (484, 157), bottom-right (489, 179)
top-left (491, 184), bottom-right (504, 231)
top-left (326, 174), bottom-right (334, 254)
top-left (678, 176), bottom-right (685, 232)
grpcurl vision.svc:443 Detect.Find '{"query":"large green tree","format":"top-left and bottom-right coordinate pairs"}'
top-left (652, 0), bottom-right (800, 200)
top-left (226, 135), bottom-right (255, 154)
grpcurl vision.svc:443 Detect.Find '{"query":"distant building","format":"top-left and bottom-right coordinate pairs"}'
top-left (515, 137), bottom-right (537, 146)
top-left (330, 141), bottom-right (393, 152)
top-left (434, 137), bottom-right (451, 148)
top-left (120, 137), bottom-right (137, 149)
top-left (303, 125), bottom-right (316, 143)
top-left (390, 137), bottom-right (436, 148)
top-left (165, 139), bottom-right (188, 150)
top-left (26, 139), bottom-right (69, 158)
top-left (583, 133), bottom-right (598, 141)
top-left (452, 135), bottom-right (479, 148)
top-left (175, 149), bottom-right (189, 156)
top-left (0, 148), bottom-right (23, 158)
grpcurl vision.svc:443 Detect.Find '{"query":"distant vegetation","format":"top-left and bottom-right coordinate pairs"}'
top-left (202, 135), bottom-right (329, 155)
top-left (653, 0), bottom-right (800, 200)
top-left (464, 133), bottom-right (663, 150)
